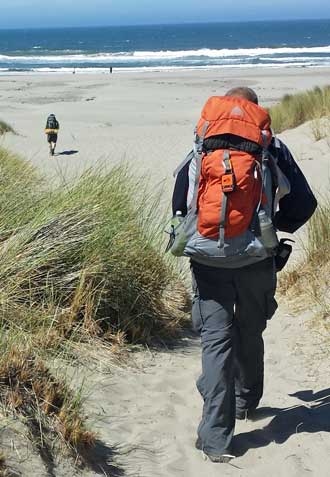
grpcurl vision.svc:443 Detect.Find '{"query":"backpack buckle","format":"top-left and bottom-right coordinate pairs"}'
top-left (221, 173), bottom-right (235, 193)
top-left (222, 154), bottom-right (235, 193)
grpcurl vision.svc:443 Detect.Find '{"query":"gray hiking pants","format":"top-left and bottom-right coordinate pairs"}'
top-left (191, 258), bottom-right (277, 456)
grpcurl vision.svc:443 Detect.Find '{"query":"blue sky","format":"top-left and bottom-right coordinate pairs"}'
top-left (1, 0), bottom-right (330, 29)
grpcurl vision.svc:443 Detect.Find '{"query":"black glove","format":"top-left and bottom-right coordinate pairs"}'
top-left (274, 238), bottom-right (295, 272)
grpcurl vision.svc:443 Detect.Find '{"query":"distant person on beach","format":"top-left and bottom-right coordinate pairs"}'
top-left (45, 114), bottom-right (59, 156)
top-left (169, 87), bottom-right (317, 463)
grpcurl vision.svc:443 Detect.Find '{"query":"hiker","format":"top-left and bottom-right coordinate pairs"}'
top-left (169, 87), bottom-right (317, 463)
top-left (45, 114), bottom-right (59, 156)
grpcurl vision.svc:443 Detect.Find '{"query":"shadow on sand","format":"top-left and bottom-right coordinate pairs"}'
top-left (234, 388), bottom-right (330, 457)
top-left (34, 439), bottom-right (124, 477)
top-left (83, 440), bottom-right (125, 476)
top-left (56, 150), bottom-right (79, 156)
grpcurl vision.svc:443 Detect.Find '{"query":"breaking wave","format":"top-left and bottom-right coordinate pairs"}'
top-left (1, 45), bottom-right (330, 72)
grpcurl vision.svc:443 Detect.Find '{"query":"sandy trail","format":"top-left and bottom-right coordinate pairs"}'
top-left (82, 303), bottom-right (330, 477)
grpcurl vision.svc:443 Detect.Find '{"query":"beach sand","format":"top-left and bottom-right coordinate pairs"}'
top-left (1, 67), bottom-right (330, 188)
top-left (1, 67), bottom-right (330, 476)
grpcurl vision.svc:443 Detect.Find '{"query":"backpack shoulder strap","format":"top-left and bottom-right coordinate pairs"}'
top-left (186, 121), bottom-right (209, 211)
top-left (173, 150), bottom-right (194, 178)
top-left (173, 121), bottom-right (209, 177)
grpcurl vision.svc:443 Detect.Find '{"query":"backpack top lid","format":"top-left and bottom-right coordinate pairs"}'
top-left (196, 96), bottom-right (272, 146)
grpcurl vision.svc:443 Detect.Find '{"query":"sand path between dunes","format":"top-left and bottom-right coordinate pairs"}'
top-left (83, 303), bottom-right (330, 477)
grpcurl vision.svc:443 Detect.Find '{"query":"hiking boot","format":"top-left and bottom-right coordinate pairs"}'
top-left (195, 437), bottom-right (234, 463)
top-left (195, 437), bottom-right (202, 450)
top-left (205, 454), bottom-right (234, 463)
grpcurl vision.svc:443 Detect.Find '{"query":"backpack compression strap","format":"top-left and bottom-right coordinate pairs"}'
top-left (218, 150), bottom-right (235, 255)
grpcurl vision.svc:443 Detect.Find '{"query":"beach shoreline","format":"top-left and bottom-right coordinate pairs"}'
top-left (2, 63), bottom-right (330, 76)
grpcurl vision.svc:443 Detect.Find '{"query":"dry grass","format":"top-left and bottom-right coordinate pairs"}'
top-left (0, 346), bottom-right (95, 468)
top-left (309, 116), bottom-right (330, 142)
top-left (269, 85), bottom-right (330, 133)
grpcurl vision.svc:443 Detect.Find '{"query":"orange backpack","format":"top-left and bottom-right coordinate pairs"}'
top-left (196, 96), bottom-right (271, 243)
top-left (170, 96), bottom-right (283, 268)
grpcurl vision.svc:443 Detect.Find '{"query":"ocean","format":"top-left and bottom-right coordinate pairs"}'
top-left (1, 19), bottom-right (330, 74)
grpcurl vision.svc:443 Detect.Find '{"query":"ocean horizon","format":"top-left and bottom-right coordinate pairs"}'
top-left (1, 19), bottom-right (330, 74)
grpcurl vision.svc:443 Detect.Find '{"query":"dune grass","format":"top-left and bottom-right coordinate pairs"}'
top-left (0, 121), bottom-right (14, 136)
top-left (268, 86), bottom-right (330, 341)
top-left (0, 145), bottom-right (189, 472)
top-left (279, 196), bottom-right (330, 330)
top-left (306, 197), bottom-right (330, 261)
top-left (271, 85), bottom-right (330, 314)
top-left (269, 85), bottom-right (330, 133)
top-left (0, 149), bottom-right (188, 344)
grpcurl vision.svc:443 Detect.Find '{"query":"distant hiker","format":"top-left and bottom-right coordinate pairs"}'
top-left (45, 114), bottom-right (59, 156)
top-left (169, 87), bottom-right (317, 463)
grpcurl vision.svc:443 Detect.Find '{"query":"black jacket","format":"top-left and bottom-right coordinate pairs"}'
top-left (172, 138), bottom-right (317, 234)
